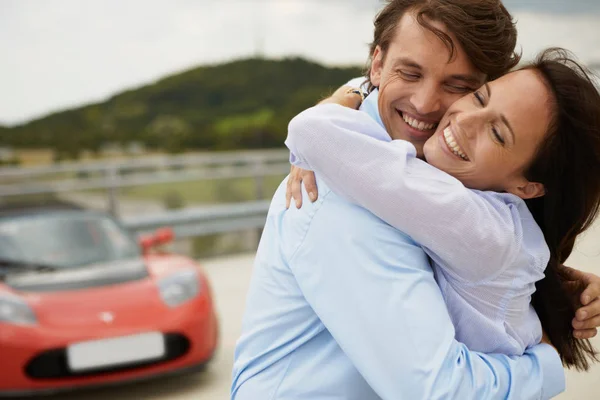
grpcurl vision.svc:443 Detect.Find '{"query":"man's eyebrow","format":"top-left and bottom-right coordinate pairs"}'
top-left (485, 82), bottom-right (516, 143)
top-left (392, 57), bottom-right (422, 69)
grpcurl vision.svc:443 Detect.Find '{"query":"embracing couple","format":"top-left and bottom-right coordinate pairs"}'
top-left (232, 1), bottom-right (600, 399)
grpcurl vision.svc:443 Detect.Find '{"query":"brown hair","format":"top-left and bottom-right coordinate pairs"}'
top-left (366, 0), bottom-right (521, 88)
top-left (523, 48), bottom-right (600, 371)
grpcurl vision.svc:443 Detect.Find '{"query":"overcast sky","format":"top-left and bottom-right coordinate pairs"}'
top-left (1, 0), bottom-right (599, 125)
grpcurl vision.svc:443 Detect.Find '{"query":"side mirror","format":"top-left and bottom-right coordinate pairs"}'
top-left (139, 235), bottom-right (155, 253)
top-left (139, 227), bottom-right (175, 254)
top-left (155, 227), bottom-right (175, 245)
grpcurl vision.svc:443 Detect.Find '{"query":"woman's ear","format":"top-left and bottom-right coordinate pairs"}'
top-left (370, 46), bottom-right (384, 87)
top-left (507, 180), bottom-right (546, 200)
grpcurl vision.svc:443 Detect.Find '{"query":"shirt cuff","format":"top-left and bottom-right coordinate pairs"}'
top-left (529, 343), bottom-right (565, 399)
top-left (345, 76), bottom-right (369, 90)
top-left (286, 146), bottom-right (311, 171)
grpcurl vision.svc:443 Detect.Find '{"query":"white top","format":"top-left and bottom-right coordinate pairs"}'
top-left (285, 94), bottom-right (549, 355)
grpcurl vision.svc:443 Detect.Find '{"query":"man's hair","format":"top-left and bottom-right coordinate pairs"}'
top-left (366, 0), bottom-right (521, 86)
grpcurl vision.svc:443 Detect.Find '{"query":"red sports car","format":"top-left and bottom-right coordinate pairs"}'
top-left (0, 202), bottom-right (219, 396)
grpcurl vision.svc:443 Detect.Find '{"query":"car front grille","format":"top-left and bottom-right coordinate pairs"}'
top-left (25, 333), bottom-right (190, 379)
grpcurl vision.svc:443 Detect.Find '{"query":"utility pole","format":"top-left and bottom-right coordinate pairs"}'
top-left (253, 5), bottom-right (265, 58)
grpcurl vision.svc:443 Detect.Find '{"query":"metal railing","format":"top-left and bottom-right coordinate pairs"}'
top-left (121, 200), bottom-right (270, 238)
top-left (0, 150), bottom-right (289, 237)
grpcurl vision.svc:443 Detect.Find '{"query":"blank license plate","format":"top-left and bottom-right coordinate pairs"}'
top-left (67, 332), bottom-right (165, 372)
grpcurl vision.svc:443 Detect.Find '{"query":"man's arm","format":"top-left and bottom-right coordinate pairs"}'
top-left (288, 187), bottom-right (564, 399)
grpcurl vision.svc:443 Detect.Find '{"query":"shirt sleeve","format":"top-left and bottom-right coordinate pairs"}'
top-left (285, 104), bottom-right (523, 284)
top-left (289, 193), bottom-right (565, 400)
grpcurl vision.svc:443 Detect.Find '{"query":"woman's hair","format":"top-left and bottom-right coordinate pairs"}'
top-left (523, 48), bottom-right (600, 370)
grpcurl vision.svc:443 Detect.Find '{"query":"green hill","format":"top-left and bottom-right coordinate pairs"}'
top-left (0, 58), bottom-right (364, 158)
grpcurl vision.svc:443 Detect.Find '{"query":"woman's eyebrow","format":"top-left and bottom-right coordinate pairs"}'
top-left (485, 82), bottom-right (516, 143)
top-left (484, 82), bottom-right (492, 97)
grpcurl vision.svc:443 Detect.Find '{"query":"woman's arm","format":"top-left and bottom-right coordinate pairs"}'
top-left (286, 104), bottom-right (524, 283)
top-left (286, 87), bottom-right (365, 208)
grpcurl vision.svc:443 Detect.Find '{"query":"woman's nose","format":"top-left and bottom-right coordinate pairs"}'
top-left (455, 110), bottom-right (483, 139)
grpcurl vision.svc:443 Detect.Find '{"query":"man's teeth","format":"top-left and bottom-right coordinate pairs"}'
top-left (443, 127), bottom-right (469, 161)
top-left (402, 113), bottom-right (436, 131)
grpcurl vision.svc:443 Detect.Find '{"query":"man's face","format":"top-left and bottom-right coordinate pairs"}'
top-left (370, 11), bottom-right (486, 157)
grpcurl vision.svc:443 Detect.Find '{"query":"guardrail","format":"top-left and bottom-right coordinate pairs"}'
top-left (1, 150), bottom-right (288, 240)
top-left (121, 200), bottom-right (270, 238)
top-left (0, 149), bottom-right (290, 218)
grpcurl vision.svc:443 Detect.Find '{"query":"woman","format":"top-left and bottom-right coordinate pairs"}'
top-left (285, 48), bottom-right (600, 370)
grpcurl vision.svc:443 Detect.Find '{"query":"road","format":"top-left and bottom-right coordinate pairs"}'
top-left (25, 220), bottom-right (600, 400)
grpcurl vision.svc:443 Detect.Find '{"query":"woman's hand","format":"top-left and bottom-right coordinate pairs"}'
top-left (562, 265), bottom-right (600, 339)
top-left (319, 85), bottom-right (365, 109)
top-left (286, 165), bottom-right (318, 209)
top-left (285, 86), bottom-right (365, 209)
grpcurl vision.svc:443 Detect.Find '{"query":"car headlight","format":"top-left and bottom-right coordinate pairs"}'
top-left (157, 269), bottom-right (200, 307)
top-left (0, 294), bottom-right (37, 325)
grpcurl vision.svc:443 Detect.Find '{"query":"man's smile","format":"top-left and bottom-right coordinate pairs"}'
top-left (400, 111), bottom-right (438, 131)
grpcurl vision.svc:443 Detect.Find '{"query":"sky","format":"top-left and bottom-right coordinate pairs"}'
top-left (0, 0), bottom-right (599, 126)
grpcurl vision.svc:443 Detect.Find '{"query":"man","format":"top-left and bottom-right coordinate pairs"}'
top-left (232, 1), bottom-right (599, 399)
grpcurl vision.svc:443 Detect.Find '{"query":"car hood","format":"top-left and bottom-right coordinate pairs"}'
top-left (2, 258), bottom-right (149, 293)
top-left (10, 274), bottom-right (164, 329)
top-left (0, 254), bottom-right (203, 329)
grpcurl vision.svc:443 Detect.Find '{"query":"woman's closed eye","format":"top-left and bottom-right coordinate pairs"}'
top-left (474, 90), bottom-right (485, 106)
top-left (474, 91), bottom-right (506, 146)
top-left (492, 127), bottom-right (505, 145)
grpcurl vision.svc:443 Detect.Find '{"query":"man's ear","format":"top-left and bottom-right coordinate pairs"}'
top-left (506, 180), bottom-right (545, 200)
top-left (370, 46), bottom-right (384, 87)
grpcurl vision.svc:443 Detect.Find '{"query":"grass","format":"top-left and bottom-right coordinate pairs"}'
top-left (120, 175), bottom-right (287, 205)
top-left (15, 149), bottom-right (54, 166)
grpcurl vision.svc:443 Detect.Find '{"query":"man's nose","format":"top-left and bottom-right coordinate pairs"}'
top-left (410, 82), bottom-right (441, 115)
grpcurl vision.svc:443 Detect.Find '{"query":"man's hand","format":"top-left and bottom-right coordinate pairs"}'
top-left (286, 165), bottom-right (318, 209)
top-left (562, 265), bottom-right (600, 339)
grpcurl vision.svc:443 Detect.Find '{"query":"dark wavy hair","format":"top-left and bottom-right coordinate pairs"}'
top-left (366, 0), bottom-right (521, 90)
top-left (523, 48), bottom-right (600, 371)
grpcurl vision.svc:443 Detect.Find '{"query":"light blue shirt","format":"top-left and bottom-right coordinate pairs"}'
top-left (231, 184), bottom-right (565, 398)
top-left (285, 91), bottom-right (549, 356)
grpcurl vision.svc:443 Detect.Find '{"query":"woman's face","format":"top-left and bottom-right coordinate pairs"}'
top-left (423, 69), bottom-right (553, 199)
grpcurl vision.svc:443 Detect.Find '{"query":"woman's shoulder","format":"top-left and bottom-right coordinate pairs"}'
top-left (473, 190), bottom-right (550, 272)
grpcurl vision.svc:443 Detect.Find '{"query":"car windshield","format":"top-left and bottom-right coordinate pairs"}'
top-left (0, 212), bottom-right (141, 269)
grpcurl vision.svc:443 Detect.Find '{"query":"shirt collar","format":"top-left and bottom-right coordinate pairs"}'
top-left (359, 89), bottom-right (386, 131)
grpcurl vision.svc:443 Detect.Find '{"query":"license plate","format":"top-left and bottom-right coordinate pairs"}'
top-left (67, 332), bottom-right (165, 372)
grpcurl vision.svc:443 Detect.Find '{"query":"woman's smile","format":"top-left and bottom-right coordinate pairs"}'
top-left (442, 126), bottom-right (469, 161)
